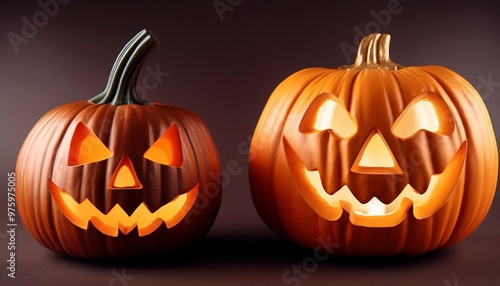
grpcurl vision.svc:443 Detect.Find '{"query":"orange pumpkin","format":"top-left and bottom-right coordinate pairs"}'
top-left (249, 33), bottom-right (498, 255)
top-left (16, 30), bottom-right (222, 259)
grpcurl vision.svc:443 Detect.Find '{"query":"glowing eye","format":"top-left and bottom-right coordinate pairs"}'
top-left (300, 93), bottom-right (357, 138)
top-left (68, 122), bottom-right (113, 166)
top-left (144, 124), bottom-right (183, 167)
top-left (392, 93), bottom-right (454, 139)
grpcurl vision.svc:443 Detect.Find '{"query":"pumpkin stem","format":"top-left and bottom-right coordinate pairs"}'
top-left (89, 29), bottom-right (158, 106)
top-left (338, 33), bottom-right (405, 70)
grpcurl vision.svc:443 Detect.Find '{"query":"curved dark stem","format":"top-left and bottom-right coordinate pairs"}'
top-left (89, 29), bottom-right (158, 106)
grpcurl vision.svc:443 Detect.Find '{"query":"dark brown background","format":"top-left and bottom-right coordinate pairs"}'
top-left (1, 0), bottom-right (499, 285)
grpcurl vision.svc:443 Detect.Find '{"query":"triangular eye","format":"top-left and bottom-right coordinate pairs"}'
top-left (144, 124), bottom-right (183, 167)
top-left (300, 92), bottom-right (357, 138)
top-left (68, 122), bottom-right (113, 166)
top-left (392, 93), bottom-right (455, 139)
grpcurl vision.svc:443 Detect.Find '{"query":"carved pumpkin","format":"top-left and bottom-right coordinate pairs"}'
top-left (16, 30), bottom-right (222, 259)
top-left (249, 33), bottom-right (498, 255)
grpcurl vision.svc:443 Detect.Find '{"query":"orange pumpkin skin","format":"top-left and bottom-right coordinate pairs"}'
top-left (249, 34), bottom-right (498, 255)
top-left (16, 30), bottom-right (222, 259)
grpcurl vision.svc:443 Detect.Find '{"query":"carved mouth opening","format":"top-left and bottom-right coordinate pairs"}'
top-left (283, 139), bottom-right (467, 227)
top-left (49, 179), bottom-right (198, 236)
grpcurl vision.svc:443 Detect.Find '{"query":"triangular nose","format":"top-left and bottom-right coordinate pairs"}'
top-left (108, 155), bottom-right (143, 189)
top-left (351, 130), bottom-right (402, 174)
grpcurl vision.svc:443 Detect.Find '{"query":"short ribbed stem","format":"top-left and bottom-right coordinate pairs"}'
top-left (339, 33), bottom-right (404, 70)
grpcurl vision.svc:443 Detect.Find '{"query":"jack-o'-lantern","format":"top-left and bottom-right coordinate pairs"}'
top-left (249, 33), bottom-right (498, 255)
top-left (16, 30), bottom-right (222, 259)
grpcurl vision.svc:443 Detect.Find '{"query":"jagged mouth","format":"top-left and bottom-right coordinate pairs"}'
top-left (283, 139), bottom-right (467, 227)
top-left (48, 179), bottom-right (199, 236)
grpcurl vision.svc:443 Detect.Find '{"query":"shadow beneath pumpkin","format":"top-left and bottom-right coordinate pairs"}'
top-left (196, 233), bottom-right (455, 268)
top-left (48, 232), bottom-right (454, 269)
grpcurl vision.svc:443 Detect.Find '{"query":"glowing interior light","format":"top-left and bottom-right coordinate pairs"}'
top-left (314, 100), bottom-right (335, 129)
top-left (358, 133), bottom-right (395, 167)
top-left (314, 100), bottom-right (357, 138)
top-left (364, 197), bottom-right (387, 216)
top-left (284, 137), bottom-right (467, 227)
top-left (68, 122), bottom-right (113, 166)
top-left (108, 156), bottom-right (142, 189)
top-left (114, 165), bottom-right (136, 188)
top-left (393, 100), bottom-right (440, 138)
top-left (49, 179), bottom-right (199, 236)
top-left (144, 124), bottom-right (183, 167)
